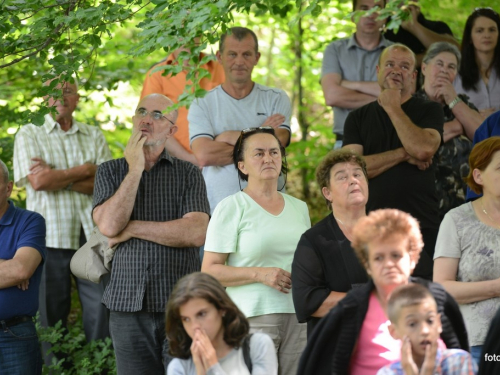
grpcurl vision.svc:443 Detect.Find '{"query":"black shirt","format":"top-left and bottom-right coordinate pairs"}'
top-left (343, 97), bottom-right (444, 229)
top-left (292, 214), bottom-right (368, 336)
top-left (384, 13), bottom-right (454, 55)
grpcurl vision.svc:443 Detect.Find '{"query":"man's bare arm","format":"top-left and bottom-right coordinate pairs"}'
top-left (165, 136), bottom-right (199, 166)
top-left (215, 127), bottom-right (290, 149)
top-left (192, 113), bottom-right (291, 167)
top-left (108, 212), bottom-right (209, 248)
top-left (402, 6), bottom-right (459, 50)
top-left (214, 131), bottom-right (241, 146)
top-left (0, 247), bottom-right (42, 289)
top-left (191, 137), bottom-right (235, 167)
top-left (342, 144), bottom-right (410, 178)
top-left (387, 106), bottom-right (440, 160)
top-left (379, 89), bottom-right (441, 161)
top-left (405, 24), bottom-right (458, 51)
top-left (275, 128), bottom-right (290, 148)
top-left (27, 159), bottom-right (97, 192)
top-left (93, 131), bottom-right (146, 237)
top-left (340, 80), bottom-right (381, 97)
top-left (321, 73), bottom-right (378, 109)
top-left (70, 176), bottom-right (95, 195)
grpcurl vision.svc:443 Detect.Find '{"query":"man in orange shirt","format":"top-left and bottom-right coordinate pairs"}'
top-left (140, 47), bottom-right (225, 165)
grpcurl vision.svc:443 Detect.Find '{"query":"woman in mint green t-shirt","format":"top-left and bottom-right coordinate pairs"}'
top-left (202, 127), bottom-right (311, 375)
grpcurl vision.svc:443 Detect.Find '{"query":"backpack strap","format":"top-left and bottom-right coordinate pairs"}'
top-left (242, 333), bottom-right (253, 373)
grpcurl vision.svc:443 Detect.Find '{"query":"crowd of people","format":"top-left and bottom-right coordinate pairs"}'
top-left (1, 2), bottom-right (500, 375)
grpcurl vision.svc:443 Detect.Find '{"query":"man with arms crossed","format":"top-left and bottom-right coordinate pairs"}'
top-left (93, 94), bottom-right (210, 374)
top-left (0, 160), bottom-right (45, 375)
top-left (343, 44), bottom-right (444, 279)
top-left (321, 0), bottom-right (392, 148)
top-left (13, 79), bottom-right (112, 366)
top-left (189, 26), bottom-right (292, 213)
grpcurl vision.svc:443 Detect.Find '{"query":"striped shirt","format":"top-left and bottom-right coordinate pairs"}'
top-left (93, 150), bottom-right (210, 312)
top-left (13, 115), bottom-right (112, 249)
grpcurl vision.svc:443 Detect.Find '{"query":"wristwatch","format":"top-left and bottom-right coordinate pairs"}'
top-left (448, 96), bottom-right (462, 110)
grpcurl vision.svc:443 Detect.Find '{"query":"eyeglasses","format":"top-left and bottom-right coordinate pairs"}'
top-left (135, 108), bottom-right (175, 125)
top-left (473, 7), bottom-right (499, 17)
top-left (236, 127), bottom-right (275, 153)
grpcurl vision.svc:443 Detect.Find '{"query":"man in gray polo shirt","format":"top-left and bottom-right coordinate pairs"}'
top-left (189, 26), bottom-right (291, 214)
top-left (321, 0), bottom-right (391, 148)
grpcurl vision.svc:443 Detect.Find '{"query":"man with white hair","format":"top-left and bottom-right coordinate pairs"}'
top-left (0, 159), bottom-right (45, 374)
top-left (93, 94), bottom-right (210, 374)
top-left (13, 78), bottom-right (112, 366)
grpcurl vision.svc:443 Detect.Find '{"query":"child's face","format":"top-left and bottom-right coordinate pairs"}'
top-left (390, 298), bottom-right (442, 358)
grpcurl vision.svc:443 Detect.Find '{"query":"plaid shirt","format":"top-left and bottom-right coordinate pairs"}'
top-left (377, 348), bottom-right (477, 375)
top-left (93, 150), bottom-right (210, 312)
top-left (13, 115), bottom-right (112, 249)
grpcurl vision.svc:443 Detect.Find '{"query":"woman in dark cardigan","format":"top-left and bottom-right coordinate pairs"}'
top-left (297, 209), bottom-right (469, 375)
top-left (291, 149), bottom-right (369, 336)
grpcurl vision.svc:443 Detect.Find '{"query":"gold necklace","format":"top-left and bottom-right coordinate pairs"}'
top-left (480, 198), bottom-right (500, 230)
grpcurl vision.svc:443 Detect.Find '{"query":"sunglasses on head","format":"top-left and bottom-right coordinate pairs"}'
top-left (236, 127), bottom-right (275, 152)
top-left (235, 126), bottom-right (287, 191)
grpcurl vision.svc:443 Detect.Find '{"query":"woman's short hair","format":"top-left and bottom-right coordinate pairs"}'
top-left (422, 42), bottom-right (461, 67)
top-left (165, 272), bottom-right (249, 359)
top-left (232, 128), bottom-right (287, 182)
top-left (465, 136), bottom-right (500, 194)
top-left (459, 8), bottom-right (500, 91)
top-left (315, 149), bottom-right (368, 210)
top-left (351, 209), bottom-right (423, 268)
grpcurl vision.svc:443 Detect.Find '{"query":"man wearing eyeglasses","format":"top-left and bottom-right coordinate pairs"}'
top-left (92, 93), bottom-right (210, 374)
top-left (13, 78), bottom-right (112, 367)
top-left (188, 26), bottom-right (292, 214)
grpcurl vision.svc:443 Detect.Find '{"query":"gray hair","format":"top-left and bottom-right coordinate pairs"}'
top-left (220, 27), bottom-right (259, 54)
top-left (422, 42), bottom-right (461, 67)
top-left (0, 160), bottom-right (9, 184)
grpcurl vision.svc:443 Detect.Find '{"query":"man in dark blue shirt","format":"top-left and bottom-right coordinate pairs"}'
top-left (0, 159), bottom-right (46, 375)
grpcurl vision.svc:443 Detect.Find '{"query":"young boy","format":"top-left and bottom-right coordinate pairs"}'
top-left (377, 284), bottom-right (477, 375)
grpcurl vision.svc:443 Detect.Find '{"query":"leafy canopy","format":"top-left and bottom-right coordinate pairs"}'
top-left (1, 0), bottom-right (421, 125)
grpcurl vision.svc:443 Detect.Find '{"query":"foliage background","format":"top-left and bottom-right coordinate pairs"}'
top-left (1, 0), bottom-right (491, 221)
top-left (0, 0), bottom-right (492, 372)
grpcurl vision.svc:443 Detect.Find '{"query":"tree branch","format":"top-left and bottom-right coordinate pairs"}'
top-left (2, 39), bottom-right (51, 59)
top-left (18, 3), bottom-right (69, 22)
top-left (0, 27), bottom-right (62, 68)
top-left (100, 1), bottom-right (151, 25)
top-left (0, 0), bottom-right (78, 69)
